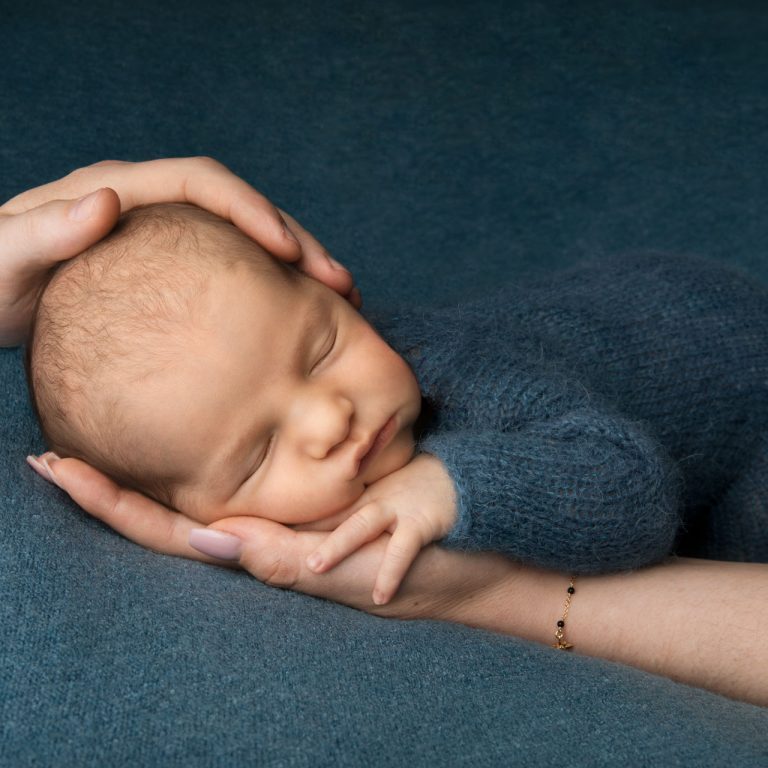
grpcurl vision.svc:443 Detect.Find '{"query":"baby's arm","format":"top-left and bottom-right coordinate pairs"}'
top-left (419, 404), bottom-right (683, 574)
top-left (308, 398), bottom-right (682, 605)
top-left (376, 292), bottom-right (685, 575)
top-left (327, 263), bottom-right (698, 602)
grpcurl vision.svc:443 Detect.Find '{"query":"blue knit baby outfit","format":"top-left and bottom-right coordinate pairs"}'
top-left (368, 251), bottom-right (768, 574)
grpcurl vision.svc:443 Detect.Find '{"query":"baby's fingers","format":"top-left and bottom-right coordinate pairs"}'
top-left (372, 526), bottom-right (424, 606)
top-left (306, 501), bottom-right (392, 574)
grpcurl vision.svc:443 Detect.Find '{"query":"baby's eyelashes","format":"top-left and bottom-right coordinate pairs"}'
top-left (310, 328), bottom-right (337, 374)
top-left (239, 436), bottom-right (273, 486)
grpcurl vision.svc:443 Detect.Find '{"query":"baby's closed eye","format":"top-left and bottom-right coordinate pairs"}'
top-left (310, 325), bottom-right (338, 373)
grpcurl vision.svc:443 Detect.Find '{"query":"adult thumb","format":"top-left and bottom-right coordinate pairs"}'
top-left (191, 517), bottom-right (321, 589)
top-left (0, 187), bottom-right (121, 275)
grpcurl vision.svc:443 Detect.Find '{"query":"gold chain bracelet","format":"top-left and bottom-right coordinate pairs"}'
top-left (553, 576), bottom-right (576, 650)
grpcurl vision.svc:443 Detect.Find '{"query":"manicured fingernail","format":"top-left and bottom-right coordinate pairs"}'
top-left (27, 453), bottom-right (64, 488)
top-left (26, 455), bottom-right (50, 482)
top-left (307, 553), bottom-right (322, 571)
top-left (69, 189), bottom-right (102, 222)
top-left (327, 255), bottom-right (350, 274)
top-left (41, 455), bottom-right (64, 488)
top-left (189, 529), bottom-right (243, 560)
top-left (39, 453), bottom-right (64, 489)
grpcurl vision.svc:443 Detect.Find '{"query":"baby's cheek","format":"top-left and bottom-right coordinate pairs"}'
top-left (180, 498), bottom-right (234, 526)
top-left (253, 477), bottom-right (362, 525)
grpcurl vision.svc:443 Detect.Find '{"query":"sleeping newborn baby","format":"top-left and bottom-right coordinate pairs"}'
top-left (27, 203), bottom-right (768, 603)
top-left (26, 203), bottom-right (455, 604)
top-left (27, 203), bottom-right (424, 522)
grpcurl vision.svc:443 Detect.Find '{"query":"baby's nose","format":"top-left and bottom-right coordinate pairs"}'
top-left (300, 395), bottom-right (354, 459)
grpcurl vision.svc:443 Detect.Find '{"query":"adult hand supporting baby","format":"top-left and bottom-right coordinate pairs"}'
top-left (28, 452), bottom-right (768, 707)
top-left (0, 157), bottom-right (359, 347)
top-left (28, 451), bottom-right (512, 624)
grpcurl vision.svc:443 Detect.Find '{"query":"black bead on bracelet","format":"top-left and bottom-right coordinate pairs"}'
top-left (553, 577), bottom-right (576, 650)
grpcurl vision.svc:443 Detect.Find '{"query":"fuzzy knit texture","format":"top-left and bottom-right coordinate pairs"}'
top-left (370, 250), bottom-right (768, 573)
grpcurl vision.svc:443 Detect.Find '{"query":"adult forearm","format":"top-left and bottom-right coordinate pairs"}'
top-left (452, 556), bottom-right (768, 707)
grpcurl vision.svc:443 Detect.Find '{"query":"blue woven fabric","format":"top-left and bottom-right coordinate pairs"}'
top-left (2, 1), bottom-right (768, 765)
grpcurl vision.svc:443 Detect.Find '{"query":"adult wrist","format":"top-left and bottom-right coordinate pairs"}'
top-left (442, 557), bottom-right (570, 646)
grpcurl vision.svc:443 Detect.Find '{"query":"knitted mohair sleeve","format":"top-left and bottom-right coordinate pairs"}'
top-left (368, 276), bottom-right (685, 575)
top-left (418, 405), bottom-right (683, 575)
top-left (414, 323), bottom-right (684, 573)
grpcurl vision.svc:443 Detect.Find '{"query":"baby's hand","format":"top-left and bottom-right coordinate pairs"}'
top-left (305, 453), bottom-right (458, 605)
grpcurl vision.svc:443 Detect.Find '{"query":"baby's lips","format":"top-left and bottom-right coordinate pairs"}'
top-left (26, 452), bottom-right (64, 489)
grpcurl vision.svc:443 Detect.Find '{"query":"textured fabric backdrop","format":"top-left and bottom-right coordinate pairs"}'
top-left (2, 1), bottom-right (768, 765)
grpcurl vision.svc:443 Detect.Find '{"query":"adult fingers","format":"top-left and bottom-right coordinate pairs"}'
top-left (2, 158), bottom-right (362, 305)
top-left (277, 208), bottom-right (359, 304)
top-left (201, 516), bottom-right (399, 613)
top-left (110, 158), bottom-right (300, 260)
top-left (31, 453), bottom-right (237, 567)
top-left (0, 188), bottom-right (121, 276)
top-left (195, 517), bottom-right (503, 623)
top-left (203, 517), bottom-right (354, 593)
top-left (2, 157), bottom-right (300, 261)
top-left (1, 161), bottom-right (128, 213)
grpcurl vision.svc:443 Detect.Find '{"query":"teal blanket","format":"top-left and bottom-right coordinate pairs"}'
top-left (2, 1), bottom-right (768, 764)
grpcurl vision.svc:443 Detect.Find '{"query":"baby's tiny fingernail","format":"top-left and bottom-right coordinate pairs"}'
top-left (189, 529), bottom-right (243, 560)
top-left (307, 553), bottom-right (323, 571)
top-left (372, 590), bottom-right (388, 606)
top-left (69, 189), bottom-right (101, 222)
top-left (349, 287), bottom-right (362, 306)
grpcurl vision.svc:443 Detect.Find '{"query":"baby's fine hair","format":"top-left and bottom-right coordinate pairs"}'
top-left (25, 202), bottom-right (296, 504)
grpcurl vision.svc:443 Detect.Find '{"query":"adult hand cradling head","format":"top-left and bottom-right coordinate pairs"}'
top-left (0, 156), bottom-right (360, 348)
top-left (26, 202), bottom-right (422, 528)
top-left (10, 158), bottom-right (482, 618)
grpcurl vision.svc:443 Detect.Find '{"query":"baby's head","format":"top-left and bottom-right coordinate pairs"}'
top-left (26, 203), bottom-right (421, 525)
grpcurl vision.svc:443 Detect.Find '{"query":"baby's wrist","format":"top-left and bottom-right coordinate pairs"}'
top-left (404, 452), bottom-right (457, 538)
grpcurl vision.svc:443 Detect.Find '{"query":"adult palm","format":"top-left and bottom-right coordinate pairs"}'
top-left (31, 451), bottom-right (514, 625)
